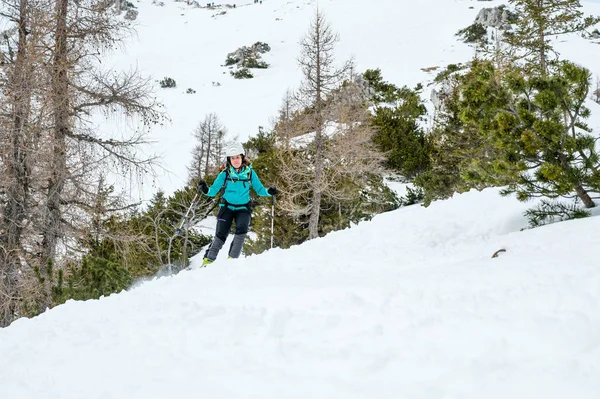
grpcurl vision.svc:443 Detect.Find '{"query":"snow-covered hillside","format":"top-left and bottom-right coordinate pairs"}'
top-left (1, 187), bottom-right (599, 399)
top-left (107, 0), bottom-right (600, 201)
top-left (2, 1), bottom-right (600, 398)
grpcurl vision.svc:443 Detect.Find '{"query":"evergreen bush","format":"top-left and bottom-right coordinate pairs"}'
top-left (159, 77), bottom-right (176, 88)
top-left (456, 23), bottom-right (487, 44)
top-left (50, 255), bottom-right (133, 304)
top-left (524, 200), bottom-right (590, 228)
top-left (231, 68), bottom-right (254, 79)
top-left (363, 68), bottom-right (399, 103)
top-left (399, 186), bottom-right (425, 206)
top-left (370, 84), bottom-right (431, 178)
top-left (242, 57), bottom-right (269, 69)
top-left (225, 55), bottom-right (238, 66)
top-left (253, 41), bottom-right (271, 53)
top-left (433, 63), bottom-right (464, 83)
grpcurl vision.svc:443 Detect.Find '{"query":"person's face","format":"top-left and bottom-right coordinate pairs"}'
top-left (230, 154), bottom-right (243, 168)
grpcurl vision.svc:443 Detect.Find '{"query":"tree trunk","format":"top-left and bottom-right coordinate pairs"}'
top-left (539, 29), bottom-right (546, 75)
top-left (308, 122), bottom-right (324, 239)
top-left (0, 0), bottom-right (35, 327)
top-left (557, 153), bottom-right (596, 208)
top-left (575, 185), bottom-right (595, 208)
top-left (42, 0), bottom-right (69, 269)
top-left (308, 56), bottom-right (324, 239)
top-left (1, 0), bottom-right (33, 256)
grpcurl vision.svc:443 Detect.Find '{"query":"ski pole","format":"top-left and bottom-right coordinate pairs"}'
top-left (175, 183), bottom-right (204, 236)
top-left (200, 197), bottom-right (220, 220)
top-left (270, 195), bottom-right (275, 249)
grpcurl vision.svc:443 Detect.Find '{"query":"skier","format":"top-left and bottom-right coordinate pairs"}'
top-left (198, 142), bottom-right (277, 266)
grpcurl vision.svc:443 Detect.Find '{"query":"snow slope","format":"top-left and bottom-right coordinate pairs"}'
top-left (2, 2), bottom-right (600, 398)
top-left (106, 0), bottom-right (600, 201)
top-left (1, 188), bottom-right (600, 399)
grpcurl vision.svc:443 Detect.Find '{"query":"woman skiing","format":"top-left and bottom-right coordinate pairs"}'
top-left (198, 142), bottom-right (277, 266)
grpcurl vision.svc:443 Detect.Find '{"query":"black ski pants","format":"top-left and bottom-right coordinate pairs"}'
top-left (205, 206), bottom-right (251, 260)
top-left (215, 206), bottom-right (251, 241)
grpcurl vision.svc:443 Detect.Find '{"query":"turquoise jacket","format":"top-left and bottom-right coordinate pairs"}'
top-left (206, 165), bottom-right (271, 210)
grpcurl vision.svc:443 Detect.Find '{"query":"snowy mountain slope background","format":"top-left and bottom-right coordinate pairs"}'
top-left (1, 187), bottom-right (600, 399)
top-left (2, 0), bottom-right (600, 398)
top-left (105, 0), bottom-right (600, 202)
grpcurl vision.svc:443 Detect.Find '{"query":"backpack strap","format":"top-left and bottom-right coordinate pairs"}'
top-left (218, 165), bottom-right (255, 210)
top-left (220, 168), bottom-right (230, 194)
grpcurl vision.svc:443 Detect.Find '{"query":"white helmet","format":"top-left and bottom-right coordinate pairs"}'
top-left (225, 142), bottom-right (245, 157)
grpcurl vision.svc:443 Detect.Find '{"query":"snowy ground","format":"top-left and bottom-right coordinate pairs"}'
top-left (1, 187), bottom-right (600, 399)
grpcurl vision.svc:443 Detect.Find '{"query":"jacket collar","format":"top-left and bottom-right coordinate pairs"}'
top-left (229, 165), bottom-right (251, 176)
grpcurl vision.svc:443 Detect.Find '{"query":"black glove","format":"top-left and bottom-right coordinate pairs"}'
top-left (198, 180), bottom-right (208, 194)
top-left (267, 186), bottom-right (278, 196)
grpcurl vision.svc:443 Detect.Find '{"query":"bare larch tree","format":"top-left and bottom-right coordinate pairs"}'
top-left (0, 0), bottom-right (51, 325)
top-left (0, 0), bottom-right (165, 325)
top-left (294, 9), bottom-right (351, 239)
top-left (188, 113), bottom-right (234, 182)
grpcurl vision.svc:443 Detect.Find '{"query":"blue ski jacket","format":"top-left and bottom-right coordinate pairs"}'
top-left (206, 164), bottom-right (271, 210)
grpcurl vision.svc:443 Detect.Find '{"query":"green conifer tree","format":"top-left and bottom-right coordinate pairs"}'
top-left (414, 63), bottom-right (513, 205)
top-left (364, 70), bottom-right (431, 179)
top-left (506, 0), bottom-right (599, 75)
top-left (458, 59), bottom-right (598, 207)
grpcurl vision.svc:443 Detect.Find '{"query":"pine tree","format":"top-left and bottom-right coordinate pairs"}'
top-left (506, 0), bottom-right (600, 75)
top-left (458, 59), bottom-right (598, 207)
top-left (414, 63), bottom-right (512, 205)
top-left (368, 77), bottom-right (431, 179)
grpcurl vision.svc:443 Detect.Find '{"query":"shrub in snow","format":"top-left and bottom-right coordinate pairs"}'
top-left (399, 186), bottom-right (425, 206)
top-left (159, 77), bottom-right (176, 88)
top-left (242, 56), bottom-right (269, 69)
top-left (253, 41), bottom-right (271, 53)
top-left (224, 41), bottom-right (271, 70)
top-left (524, 200), bottom-right (590, 228)
top-left (363, 68), bottom-right (397, 103)
top-left (225, 55), bottom-right (237, 66)
top-left (231, 68), bottom-right (253, 79)
top-left (186, 88), bottom-right (196, 94)
top-left (433, 63), bottom-right (464, 84)
top-left (456, 23), bottom-right (487, 44)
